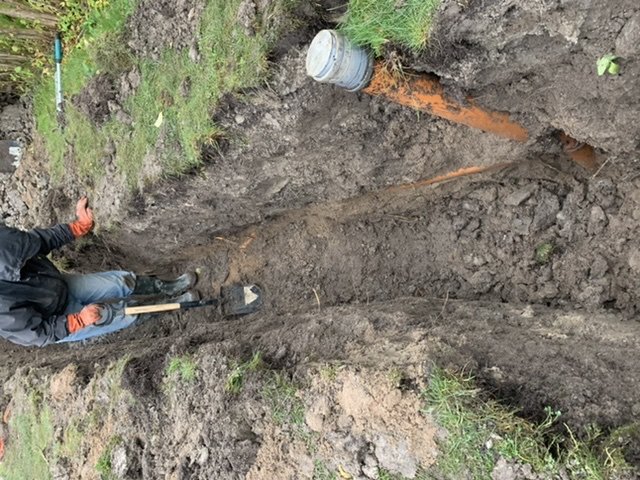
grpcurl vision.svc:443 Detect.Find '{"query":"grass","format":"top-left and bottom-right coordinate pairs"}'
top-left (165, 355), bottom-right (198, 383)
top-left (55, 421), bottom-right (83, 460)
top-left (341, 0), bottom-right (441, 55)
top-left (34, 0), bottom-right (298, 191)
top-left (225, 352), bottom-right (263, 394)
top-left (535, 242), bottom-right (555, 264)
top-left (0, 392), bottom-right (54, 480)
top-left (313, 460), bottom-right (338, 480)
top-left (95, 435), bottom-right (122, 480)
top-left (422, 368), bottom-right (634, 480)
top-left (262, 372), bottom-right (306, 428)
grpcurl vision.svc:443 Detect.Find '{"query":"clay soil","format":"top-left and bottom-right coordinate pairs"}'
top-left (2, 0), bottom-right (640, 478)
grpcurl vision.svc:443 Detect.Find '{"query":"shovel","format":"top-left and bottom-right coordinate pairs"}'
top-left (124, 284), bottom-right (263, 317)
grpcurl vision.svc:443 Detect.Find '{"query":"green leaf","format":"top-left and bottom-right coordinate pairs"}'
top-left (597, 54), bottom-right (617, 76)
top-left (608, 61), bottom-right (620, 75)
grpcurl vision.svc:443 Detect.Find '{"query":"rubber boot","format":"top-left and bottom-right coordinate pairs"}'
top-left (133, 272), bottom-right (197, 297)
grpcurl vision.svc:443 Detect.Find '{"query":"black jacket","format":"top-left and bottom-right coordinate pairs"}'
top-left (0, 223), bottom-right (75, 346)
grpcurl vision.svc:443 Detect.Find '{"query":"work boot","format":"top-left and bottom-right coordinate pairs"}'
top-left (133, 272), bottom-right (197, 297)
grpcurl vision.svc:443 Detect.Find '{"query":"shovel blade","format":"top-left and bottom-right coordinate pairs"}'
top-left (221, 284), bottom-right (263, 316)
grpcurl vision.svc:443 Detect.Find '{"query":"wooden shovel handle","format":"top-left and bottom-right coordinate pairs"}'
top-left (125, 303), bottom-right (181, 315)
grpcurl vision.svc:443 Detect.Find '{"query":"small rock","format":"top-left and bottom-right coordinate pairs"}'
top-left (235, 114), bottom-right (246, 125)
top-left (531, 191), bottom-right (560, 232)
top-left (589, 255), bottom-right (609, 280)
top-left (628, 250), bottom-right (640, 272)
top-left (196, 446), bottom-right (209, 465)
top-left (587, 205), bottom-right (608, 235)
top-left (188, 43), bottom-right (201, 63)
top-left (616, 12), bottom-right (640, 57)
top-left (305, 410), bottom-right (324, 432)
top-left (111, 444), bottom-right (128, 479)
top-left (361, 463), bottom-right (378, 479)
top-left (374, 435), bottom-right (418, 478)
top-left (503, 185), bottom-right (537, 206)
top-left (468, 270), bottom-right (495, 294)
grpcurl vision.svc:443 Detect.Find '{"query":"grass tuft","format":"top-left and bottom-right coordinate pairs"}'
top-left (165, 355), bottom-right (198, 383)
top-left (225, 352), bottom-right (263, 394)
top-left (535, 242), bottom-right (555, 265)
top-left (0, 393), bottom-right (55, 480)
top-left (341, 0), bottom-right (441, 55)
top-left (95, 435), bottom-right (122, 480)
top-left (422, 368), bottom-right (635, 479)
top-left (312, 460), bottom-right (338, 480)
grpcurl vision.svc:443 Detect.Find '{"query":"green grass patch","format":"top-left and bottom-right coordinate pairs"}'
top-left (535, 242), bottom-right (555, 265)
top-left (54, 420), bottom-right (83, 460)
top-left (341, 0), bottom-right (441, 55)
top-left (95, 435), bottom-right (123, 480)
top-left (225, 352), bottom-right (263, 394)
top-left (165, 355), bottom-right (198, 383)
top-left (423, 368), bottom-right (635, 480)
top-left (0, 393), bottom-right (55, 480)
top-left (312, 460), bottom-right (338, 480)
top-left (262, 372), bottom-right (306, 427)
top-left (34, 0), bottom-right (298, 190)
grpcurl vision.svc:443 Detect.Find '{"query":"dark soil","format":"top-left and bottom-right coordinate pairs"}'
top-left (416, 0), bottom-right (640, 162)
top-left (72, 73), bottom-right (120, 126)
top-left (125, 0), bottom-right (206, 60)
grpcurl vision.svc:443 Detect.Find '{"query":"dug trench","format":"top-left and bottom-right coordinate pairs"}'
top-left (7, 61), bottom-right (640, 431)
top-left (2, 0), bottom-right (640, 476)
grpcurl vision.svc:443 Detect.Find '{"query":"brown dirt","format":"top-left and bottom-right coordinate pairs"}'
top-left (415, 0), bottom-right (640, 161)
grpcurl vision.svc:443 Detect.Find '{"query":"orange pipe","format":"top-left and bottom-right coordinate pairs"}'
top-left (559, 133), bottom-right (599, 172)
top-left (363, 67), bottom-right (529, 142)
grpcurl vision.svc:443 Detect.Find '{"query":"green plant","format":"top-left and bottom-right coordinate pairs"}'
top-left (0, 0), bottom-right (118, 92)
top-left (597, 54), bottom-right (620, 76)
top-left (0, 393), bottom-right (55, 480)
top-left (225, 352), bottom-right (263, 394)
top-left (535, 242), bottom-right (555, 265)
top-left (313, 460), bottom-right (338, 480)
top-left (422, 368), bottom-right (635, 479)
top-left (341, 0), bottom-right (441, 55)
top-left (262, 372), bottom-right (306, 427)
top-left (34, 0), bottom-right (299, 191)
top-left (95, 435), bottom-right (122, 480)
top-left (165, 355), bottom-right (198, 383)
top-left (55, 421), bottom-right (83, 460)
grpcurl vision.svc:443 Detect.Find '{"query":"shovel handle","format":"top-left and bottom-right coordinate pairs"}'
top-left (124, 299), bottom-right (219, 316)
top-left (125, 303), bottom-right (181, 315)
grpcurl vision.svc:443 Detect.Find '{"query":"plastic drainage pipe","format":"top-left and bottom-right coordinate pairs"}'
top-left (306, 30), bottom-right (374, 92)
top-left (306, 31), bottom-right (598, 171)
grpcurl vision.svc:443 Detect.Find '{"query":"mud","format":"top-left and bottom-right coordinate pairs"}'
top-left (416, 0), bottom-right (640, 160)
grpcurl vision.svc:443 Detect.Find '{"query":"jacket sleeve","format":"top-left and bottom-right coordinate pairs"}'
top-left (0, 308), bottom-right (69, 347)
top-left (0, 224), bottom-right (74, 281)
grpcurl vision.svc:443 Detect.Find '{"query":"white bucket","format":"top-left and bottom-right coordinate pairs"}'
top-left (306, 30), bottom-right (374, 92)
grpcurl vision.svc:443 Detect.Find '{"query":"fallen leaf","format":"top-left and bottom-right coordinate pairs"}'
top-left (154, 111), bottom-right (164, 128)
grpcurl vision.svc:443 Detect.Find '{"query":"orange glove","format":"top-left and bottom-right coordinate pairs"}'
top-left (67, 304), bottom-right (102, 334)
top-left (69, 197), bottom-right (94, 238)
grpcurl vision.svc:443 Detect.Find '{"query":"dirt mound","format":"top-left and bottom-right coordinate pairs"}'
top-left (72, 73), bottom-right (120, 126)
top-left (248, 368), bottom-right (437, 479)
top-left (416, 0), bottom-right (640, 158)
top-left (126, 0), bottom-right (206, 59)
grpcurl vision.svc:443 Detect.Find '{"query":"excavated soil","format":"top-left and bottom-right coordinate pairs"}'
top-left (416, 0), bottom-right (640, 162)
top-left (1, 0), bottom-right (640, 478)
